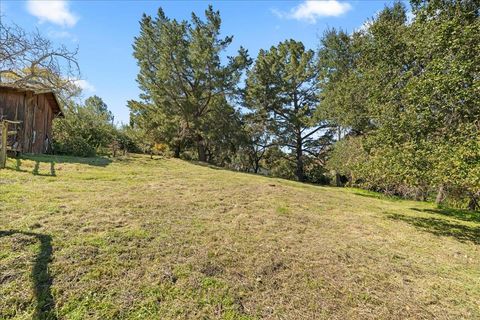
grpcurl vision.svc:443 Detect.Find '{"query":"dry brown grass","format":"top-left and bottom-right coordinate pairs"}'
top-left (1, 154), bottom-right (479, 319)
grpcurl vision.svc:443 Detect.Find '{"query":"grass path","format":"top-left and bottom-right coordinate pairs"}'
top-left (1, 154), bottom-right (479, 319)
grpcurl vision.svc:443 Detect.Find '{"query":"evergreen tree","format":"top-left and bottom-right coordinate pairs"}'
top-left (85, 95), bottom-right (114, 122)
top-left (131, 6), bottom-right (249, 161)
top-left (241, 110), bottom-right (273, 173)
top-left (245, 40), bottom-right (330, 181)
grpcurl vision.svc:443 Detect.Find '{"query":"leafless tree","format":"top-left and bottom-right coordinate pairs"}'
top-left (0, 17), bottom-right (80, 100)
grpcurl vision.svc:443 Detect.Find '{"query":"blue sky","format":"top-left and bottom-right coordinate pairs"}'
top-left (1, 0), bottom-right (403, 124)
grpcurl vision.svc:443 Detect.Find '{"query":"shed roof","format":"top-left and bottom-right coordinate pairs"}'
top-left (0, 84), bottom-right (63, 117)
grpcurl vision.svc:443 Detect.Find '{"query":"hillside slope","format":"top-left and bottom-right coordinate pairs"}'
top-left (1, 154), bottom-right (479, 319)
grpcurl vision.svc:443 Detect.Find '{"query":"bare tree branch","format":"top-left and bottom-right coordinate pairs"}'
top-left (0, 19), bottom-right (80, 102)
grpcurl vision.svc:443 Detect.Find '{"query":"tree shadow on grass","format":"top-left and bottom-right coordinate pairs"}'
top-left (410, 207), bottom-right (480, 223)
top-left (7, 154), bottom-right (112, 176)
top-left (386, 213), bottom-right (480, 245)
top-left (20, 154), bottom-right (112, 167)
top-left (351, 190), bottom-right (403, 202)
top-left (187, 160), bottom-right (329, 189)
top-left (188, 160), bottom-right (244, 172)
top-left (353, 192), bottom-right (396, 201)
top-left (0, 230), bottom-right (56, 320)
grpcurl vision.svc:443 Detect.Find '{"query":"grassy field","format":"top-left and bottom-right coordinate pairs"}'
top-left (0, 154), bottom-right (479, 319)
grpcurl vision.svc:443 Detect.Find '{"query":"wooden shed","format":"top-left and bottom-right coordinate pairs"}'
top-left (0, 85), bottom-right (63, 154)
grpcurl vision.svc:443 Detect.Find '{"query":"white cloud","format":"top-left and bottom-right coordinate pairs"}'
top-left (73, 79), bottom-right (95, 93)
top-left (47, 29), bottom-right (78, 42)
top-left (27, 0), bottom-right (78, 27)
top-left (271, 8), bottom-right (285, 19)
top-left (273, 0), bottom-right (352, 24)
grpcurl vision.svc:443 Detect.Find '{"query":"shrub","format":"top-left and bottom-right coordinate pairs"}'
top-left (53, 135), bottom-right (95, 157)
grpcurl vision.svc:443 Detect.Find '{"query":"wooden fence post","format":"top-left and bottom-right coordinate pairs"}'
top-left (0, 121), bottom-right (7, 169)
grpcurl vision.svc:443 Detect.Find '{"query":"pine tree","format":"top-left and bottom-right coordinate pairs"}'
top-left (131, 6), bottom-right (249, 161)
top-left (245, 40), bottom-right (330, 181)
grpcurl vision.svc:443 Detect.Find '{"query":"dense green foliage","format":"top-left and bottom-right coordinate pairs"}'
top-left (2, 0), bottom-right (477, 209)
top-left (127, 0), bottom-right (479, 209)
top-left (53, 96), bottom-right (117, 157)
top-left (321, 1), bottom-right (479, 209)
top-left (130, 6), bottom-right (249, 162)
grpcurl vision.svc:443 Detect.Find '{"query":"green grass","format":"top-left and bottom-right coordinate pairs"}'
top-left (1, 154), bottom-right (479, 319)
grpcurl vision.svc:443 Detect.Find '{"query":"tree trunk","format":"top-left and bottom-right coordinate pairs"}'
top-left (206, 148), bottom-right (212, 163)
top-left (295, 134), bottom-right (305, 182)
top-left (292, 92), bottom-right (305, 182)
top-left (435, 184), bottom-right (446, 205)
top-left (173, 145), bottom-right (180, 158)
top-left (335, 171), bottom-right (342, 187)
top-left (196, 135), bottom-right (207, 162)
top-left (467, 191), bottom-right (479, 211)
top-left (254, 159), bottom-right (260, 174)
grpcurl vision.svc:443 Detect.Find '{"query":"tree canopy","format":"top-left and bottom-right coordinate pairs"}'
top-left (320, 1), bottom-right (479, 209)
top-left (245, 40), bottom-right (331, 181)
top-left (125, 1), bottom-right (479, 210)
top-left (130, 6), bottom-right (249, 161)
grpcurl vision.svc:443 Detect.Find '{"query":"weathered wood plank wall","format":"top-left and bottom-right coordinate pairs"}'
top-left (0, 88), bottom-right (56, 154)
